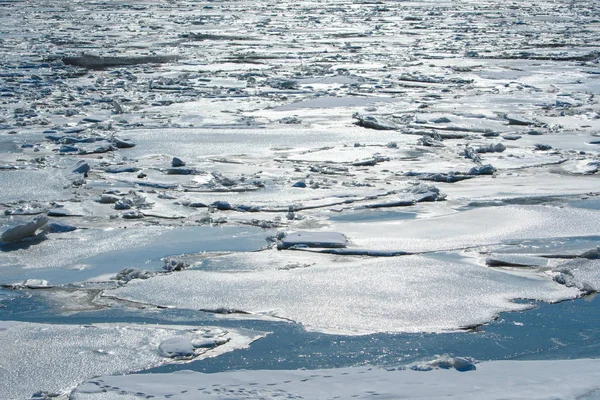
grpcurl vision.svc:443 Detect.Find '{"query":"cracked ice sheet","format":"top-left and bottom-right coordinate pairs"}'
top-left (108, 250), bottom-right (580, 335)
top-left (71, 359), bottom-right (600, 400)
top-left (0, 320), bottom-right (266, 400)
top-left (335, 205), bottom-right (600, 254)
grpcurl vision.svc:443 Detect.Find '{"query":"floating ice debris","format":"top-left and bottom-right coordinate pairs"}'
top-left (468, 164), bottom-right (496, 175)
top-left (122, 210), bottom-right (144, 219)
top-left (46, 222), bottom-right (77, 233)
top-left (48, 208), bottom-right (80, 217)
top-left (405, 172), bottom-right (473, 183)
top-left (61, 54), bottom-right (178, 69)
top-left (292, 181), bottom-right (307, 188)
top-left (70, 160), bottom-right (90, 176)
top-left (534, 143), bottom-right (553, 151)
top-left (485, 254), bottom-right (548, 268)
top-left (553, 259), bottom-right (600, 294)
top-left (115, 268), bottom-right (156, 283)
top-left (0, 215), bottom-right (48, 243)
top-left (418, 135), bottom-right (444, 147)
top-left (403, 183), bottom-right (446, 202)
top-left (462, 146), bottom-right (482, 162)
top-left (211, 201), bottom-right (232, 210)
top-left (98, 193), bottom-right (120, 204)
top-left (104, 166), bottom-right (140, 174)
top-left (111, 137), bottom-right (136, 149)
top-left (163, 258), bottom-right (190, 272)
top-left (166, 167), bottom-right (198, 175)
top-left (351, 156), bottom-right (390, 167)
top-left (2, 279), bottom-right (52, 290)
top-left (476, 143), bottom-right (506, 154)
top-left (278, 231), bottom-right (348, 250)
top-left (172, 157), bottom-right (186, 167)
top-left (159, 337), bottom-right (195, 358)
top-left (504, 114), bottom-right (537, 126)
top-left (580, 247), bottom-right (600, 259)
top-left (114, 199), bottom-right (133, 210)
top-left (352, 114), bottom-right (398, 130)
top-left (503, 134), bottom-right (522, 141)
top-left (279, 116), bottom-right (302, 124)
top-left (199, 307), bottom-right (251, 315)
top-left (4, 205), bottom-right (46, 215)
top-left (409, 355), bottom-right (477, 372)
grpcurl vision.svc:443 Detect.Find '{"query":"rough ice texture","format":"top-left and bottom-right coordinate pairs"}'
top-left (0, 321), bottom-right (265, 400)
top-left (0, 215), bottom-right (48, 243)
top-left (72, 359), bottom-right (600, 400)
top-left (110, 251), bottom-right (580, 335)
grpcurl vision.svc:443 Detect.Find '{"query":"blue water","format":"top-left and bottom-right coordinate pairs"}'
top-left (2, 286), bottom-right (598, 373)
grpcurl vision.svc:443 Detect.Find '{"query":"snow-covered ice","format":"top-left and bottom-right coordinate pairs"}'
top-left (71, 358), bottom-right (600, 400)
top-left (0, 321), bottom-right (266, 400)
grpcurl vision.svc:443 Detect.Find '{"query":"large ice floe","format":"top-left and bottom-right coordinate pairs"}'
top-left (72, 358), bottom-right (600, 400)
top-left (1, 0), bottom-right (600, 397)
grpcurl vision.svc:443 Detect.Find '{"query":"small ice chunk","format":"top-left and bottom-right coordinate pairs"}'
top-left (352, 114), bottom-right (398, 130)
top-left (504, 114), bottom-right (536, 126)
top-left (191, 337), bottom-right (229, 348)
top-left (71, 160), bottom-right (90, 176)
top-left (485, 254), bottom-right (547, 268)
top-left (468, 164), bottom-right (496, 175)
top-left (3, 279), bottom-right (52, 289)
top-left (46, 222), bottom-right (77, 233)
top-left (534, 143), bottom-right (553, 151)
top-left (115, 268), bottom-right (155, 283)
top-left (163, 258), bottom-right (190, 272)
top-left (99, 194), bottom-right (120, 204)
top-left (279, 231), bottom-right (348, 249)
top-left (503, 134), bottom-right (522, 141)
top-left (410, 355), bottom-right (477, 372)
top-left (159, 337), bottom-right (195, 358)
top-left (114, 198), bottom-right (133, 210)
top-left (1, 215), bottom-right (48, 243)
top-left (172, 157), bottom-right (186, 167)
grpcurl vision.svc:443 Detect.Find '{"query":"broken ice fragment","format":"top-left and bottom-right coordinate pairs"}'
top-left (115, 267), bottom-right (155, 283)
top-left (2, 279), bottom-right (52, 289)
top-left (46, 222), bottom-right (77, 233)
top-left (104, 166), bottom-right (140, 174)
top-left (534, 143), bottom-right (553, 151)
top-left (172, 157), bottom-right (186, 167)
top-left (163, 258), bottom-right (190, 272)
top-left (159, 337), bottom-right (195, 358)
top-left (504, 114), bottom-right (536, 126)
top-left (111, 138), bottom-right (135, 148)
top-left (503, 134), bottom-right (522, 141)
top-left (0, 215), bottom-right (48, 243)
top-left (468, 164), bottom-right (496, 175)
top-left (352, 114), bottom-right (398, 130)
top-left (122, 211), bottom-right (144, 219)
top-left (279, 231), bottom-right (348, 250)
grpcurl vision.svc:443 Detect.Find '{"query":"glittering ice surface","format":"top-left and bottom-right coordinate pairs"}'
top-left (0, 321), bottom-right (266, 400)
top-left (109, 251), bottom-right (580, 335)
top-left (1, 0), bottom-right (600, 397)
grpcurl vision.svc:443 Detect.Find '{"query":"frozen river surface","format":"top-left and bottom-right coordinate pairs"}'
top-left (1, 0), bottom-right (600, 398)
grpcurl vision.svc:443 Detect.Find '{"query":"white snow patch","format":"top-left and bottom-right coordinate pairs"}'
top-left (71, 358), bottom-right (600, 400)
